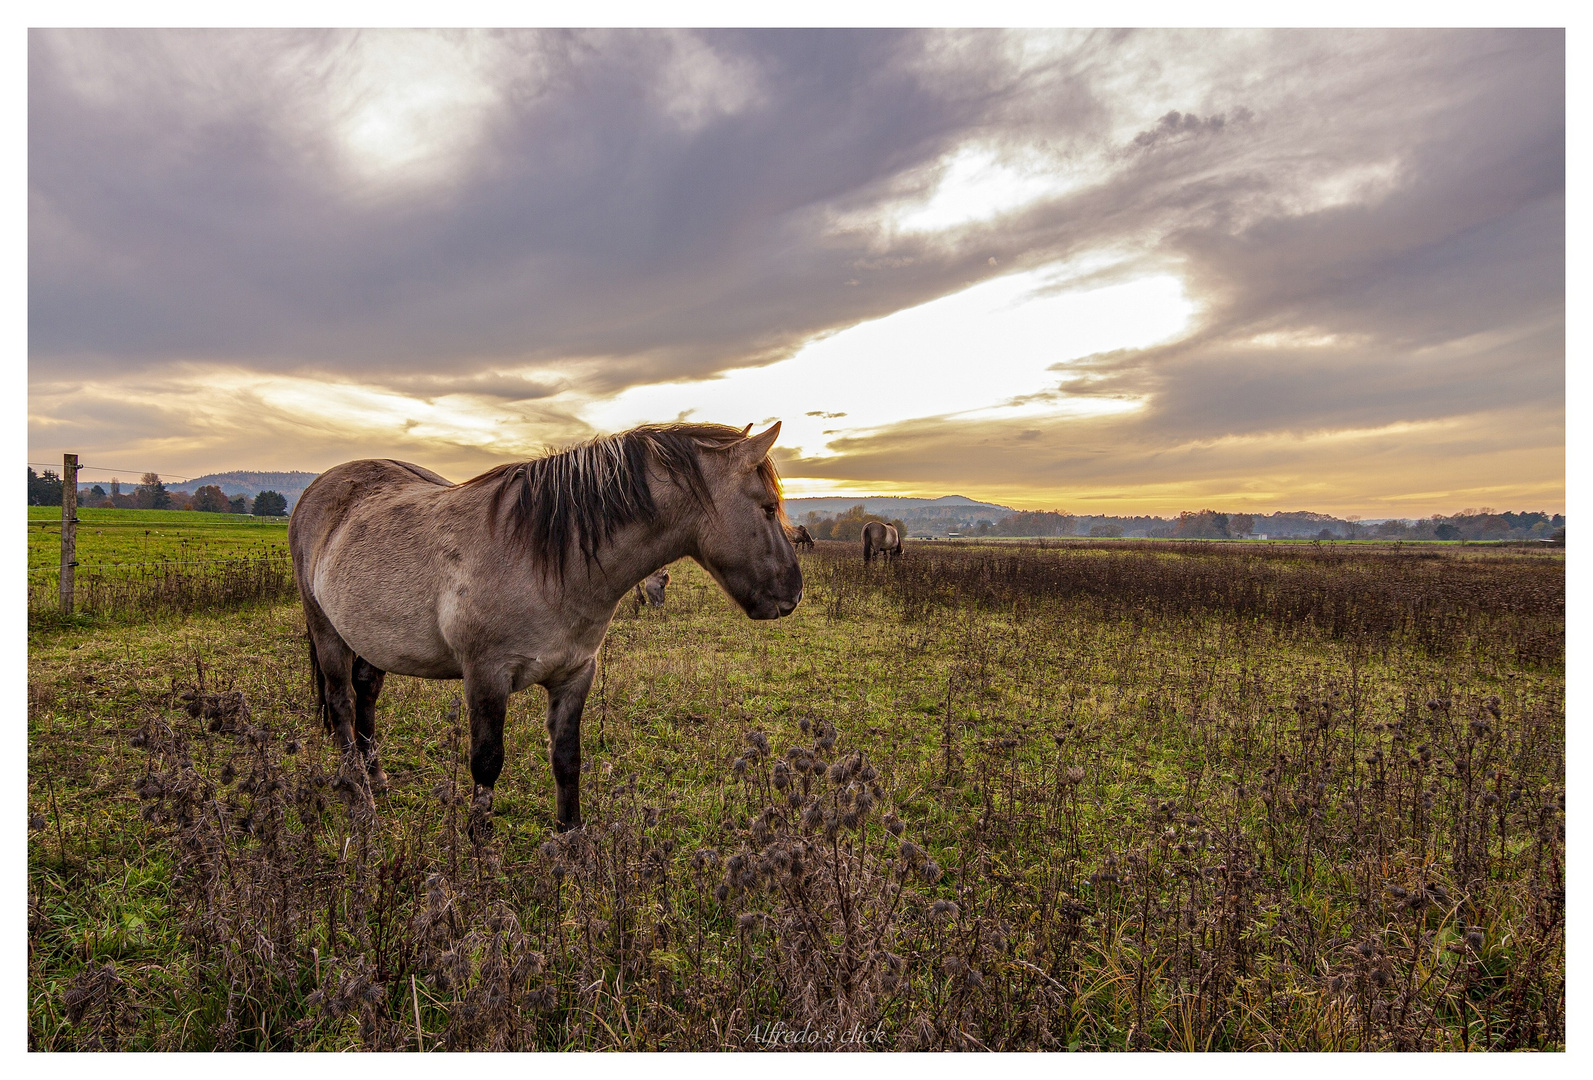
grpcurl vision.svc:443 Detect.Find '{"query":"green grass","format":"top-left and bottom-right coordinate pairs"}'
top-left (27, 542), bottom-right (1564, 1050)
top-left (28, 507), bottom-right (289, 575)
top-left (28, 508), bottom-right (294, 629)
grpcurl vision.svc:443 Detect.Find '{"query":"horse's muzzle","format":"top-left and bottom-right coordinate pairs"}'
top-left (747, 588), bottom-right (802, 620)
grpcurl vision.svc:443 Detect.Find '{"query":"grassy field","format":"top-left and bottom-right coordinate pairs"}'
top-left (28, 508), bottom-right (291, 625)
top-left (27, 537), bottom-right (1564, 1050)
top-left (28, 506), bottom-right (289, 570)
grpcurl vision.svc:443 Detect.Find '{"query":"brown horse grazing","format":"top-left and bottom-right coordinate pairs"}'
top-left (861, 520), bottom-right (902, 565)
top-left (633, 568), bottom-right (671, 610)
top-left (790, 524), bottom-right (815, 551)
top-left (289, 422), bottom-right (802, 831)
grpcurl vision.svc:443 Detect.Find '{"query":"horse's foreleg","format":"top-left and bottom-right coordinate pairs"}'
top-left (352, 657), bottom-right (388, 793)
top-left (464, 671), bottom-right (510, 800)
top-left (546, 659), bottom-right (597, 831)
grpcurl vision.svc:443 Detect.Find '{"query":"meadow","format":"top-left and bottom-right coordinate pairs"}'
top-left (27, 529), bottom-right (1564, 1051)
top-left (28, 507), bottom-right (293, 625)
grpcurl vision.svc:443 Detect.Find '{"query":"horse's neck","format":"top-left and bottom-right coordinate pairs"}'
top-left (563, 514), bottom-right (694, 613)
top-left (539, 467), bottom-right (707, 615)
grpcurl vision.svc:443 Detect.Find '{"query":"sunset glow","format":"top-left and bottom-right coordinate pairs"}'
top-left (28, 29), bottom-right (1563, 518)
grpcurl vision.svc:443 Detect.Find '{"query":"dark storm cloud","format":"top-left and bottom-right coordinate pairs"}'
top-left (29, 28), bottom-right (1042, 380)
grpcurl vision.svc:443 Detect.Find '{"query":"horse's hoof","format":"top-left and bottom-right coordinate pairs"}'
top-left (366, 764), bottom-right (390, 795)
top-left (466, 786), bottom-right (495, 842)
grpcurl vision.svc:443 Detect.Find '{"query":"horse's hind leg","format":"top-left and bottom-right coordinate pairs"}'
top-left (352, 657), bottom-right (389, 793)
top-left (307, 632), bottom-right (332, 734)
top-left (303, 602), bottom-right (364, 779)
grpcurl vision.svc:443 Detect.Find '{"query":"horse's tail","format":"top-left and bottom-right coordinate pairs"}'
top-left (307, 632), bottom-right (331, 733)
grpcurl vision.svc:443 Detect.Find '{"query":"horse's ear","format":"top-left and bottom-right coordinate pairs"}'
top-left (737, 421), bottom-right (781, 467)
top-left (739, 423), bottom-right (753, 436)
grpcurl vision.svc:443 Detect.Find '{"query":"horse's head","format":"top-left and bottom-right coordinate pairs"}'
top-left (690, 423), bottom-right (803, 620)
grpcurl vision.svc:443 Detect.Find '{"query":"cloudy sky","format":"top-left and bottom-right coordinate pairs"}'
top-left (28, 28), bottom-right (1564, 515)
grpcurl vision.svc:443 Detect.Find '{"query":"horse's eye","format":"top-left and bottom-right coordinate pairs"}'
top-left (763, 504), bottom-right (777, 519)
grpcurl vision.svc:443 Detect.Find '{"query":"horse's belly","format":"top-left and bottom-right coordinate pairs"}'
top-left (359, 645), bottom-right (463, 680)
top-left (317, 580), bottom-right (458, 678)
top-left (333, 619), bottom-right (460, 679)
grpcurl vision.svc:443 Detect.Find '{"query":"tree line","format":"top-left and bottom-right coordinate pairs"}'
top-left (798, 506), bottom-right (908, 542)
top-left (949, 507), bottom-right (1564, 542)
top-left (802, 499), bottom-right (1564, 543)
top-left (1144, 508), bottom-right (1564, 542)
top-left (27, 468), bottom-right (288, 516)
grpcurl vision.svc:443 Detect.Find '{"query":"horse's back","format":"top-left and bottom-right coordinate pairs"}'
top-left (861, 520), bottom-right (897, 545)
top-left (299, 459), bottom-right (449, 511)
top-left (292, 459), bottom-right (479, 676)
top-left (291, 459), bottom-right (457, 588)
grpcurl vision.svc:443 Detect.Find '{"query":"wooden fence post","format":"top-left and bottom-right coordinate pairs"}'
top-left (60, 453), bottom-right (77, 615)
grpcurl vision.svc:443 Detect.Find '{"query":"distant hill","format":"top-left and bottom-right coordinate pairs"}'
top-left (786, 494), bottom-right (1024, 537)
top-left (166, 471), bottom-right (319, 511)
top-left (786, 494), bottom-right (1016, 519)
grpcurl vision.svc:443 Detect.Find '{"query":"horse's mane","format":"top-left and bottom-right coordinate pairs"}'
top-left (464, 423), bottom-right (785, 574)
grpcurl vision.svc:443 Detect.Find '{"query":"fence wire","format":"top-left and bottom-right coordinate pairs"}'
top-left (27, 552), bottom-right (297, 623)
top-left (28, 553), bottom-right (291, 575)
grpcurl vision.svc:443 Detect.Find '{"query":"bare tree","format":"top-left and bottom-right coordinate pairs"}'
top-left (135, 472), bottom-right (171, 510)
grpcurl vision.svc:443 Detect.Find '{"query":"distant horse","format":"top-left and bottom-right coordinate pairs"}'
top-left (862, 520), bottom-right (902, 565)
top-left (790, 524), bottom-right (815, 551)
top-left (290, 422), bottom-right (802, 831)
top-left (633, 568), bottom-right (671, 610)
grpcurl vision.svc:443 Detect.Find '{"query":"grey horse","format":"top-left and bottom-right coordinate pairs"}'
top-left (290, 422), bottom-right (802, 830)
top-left (634, 568), bottom-right (671, 609)
top-left (862, 520), bottom-right (902, 565)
